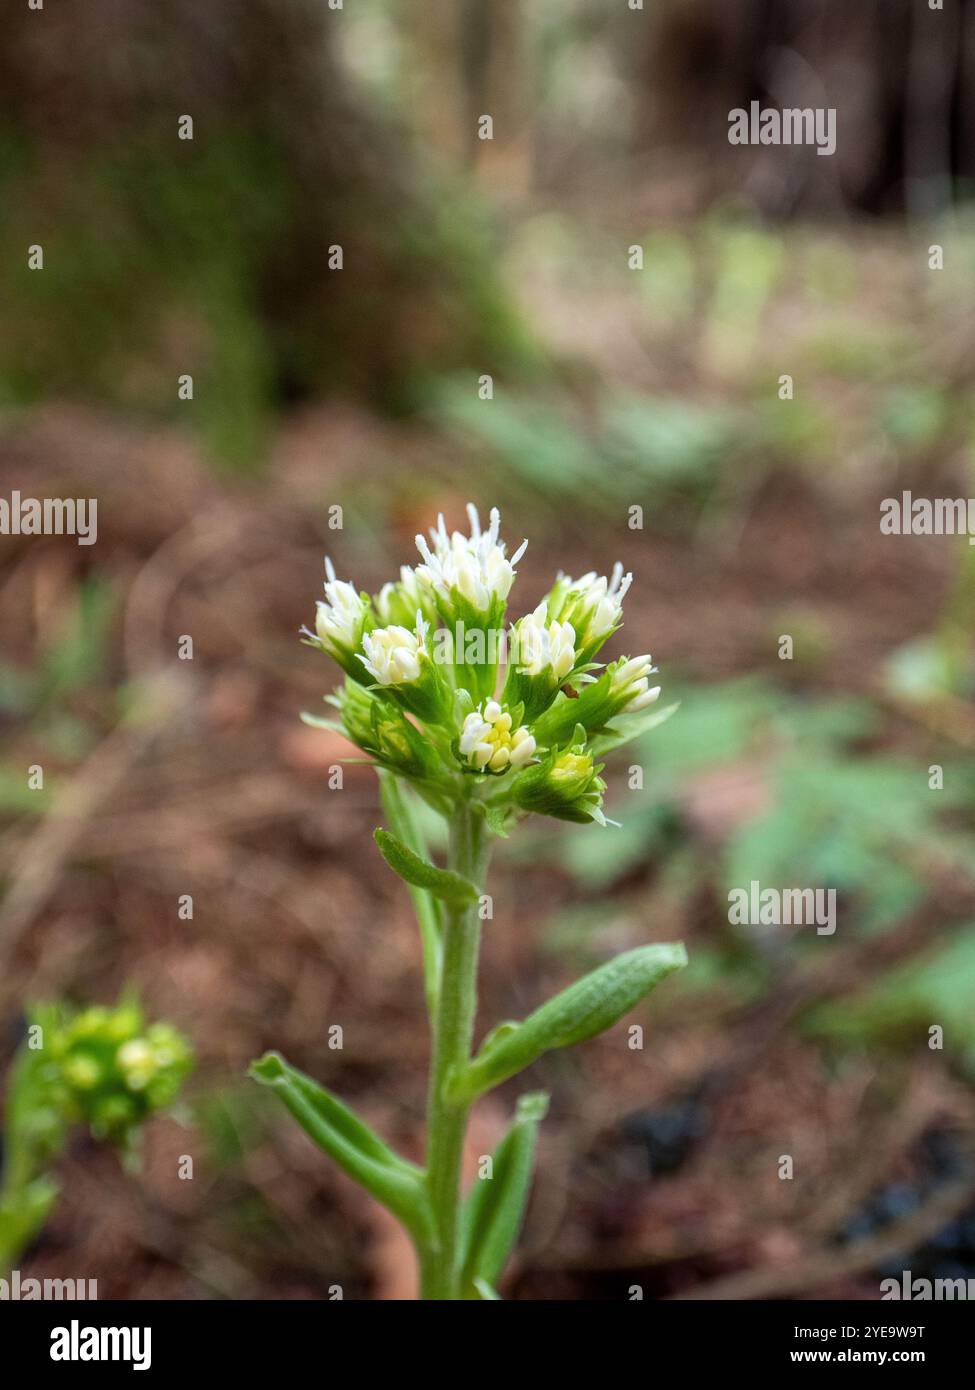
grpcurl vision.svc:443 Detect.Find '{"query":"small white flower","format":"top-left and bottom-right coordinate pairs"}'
top-left (375, 566), bottom-right (430, 626)
top-left (560, 562), bottom-right (632, 646)
top-left (360, 614), bottom-right (429, 686)
top-left (611, 655), bottom-right (660, 713)
top-left (459, 700), bottom-right (536, 773)
top-left (514, 603), bottom-right (576, 680)
top-left (315, 558), bottom-right (368, 656)
top-left (415, 504), bottom-right (527, 614)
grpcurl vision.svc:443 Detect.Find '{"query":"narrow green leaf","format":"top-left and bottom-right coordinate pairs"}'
top-left (299, 712), bottom-right (347, 733)
top-left (459, 1092), bottom-right (548, 1295)
top-left (249, 1052), bottom-right (432, 1242)
top-left (472, 1278), bottom-right (501, 1300)
top-left (379, 772), bottom-right (442, 1016)
top-left (448, 944), bottom-right (687, 1102)
top-left (3, 1005), bottom-right (69, 1193)
top-left (251, 1052), bottom-right (405, 1166)
top-left (0, 1177), bottom-right (59, 1275)
top-left (588, 701), bottom-right (679, 758)
top-left (374, 827), bottom-right (478, 905)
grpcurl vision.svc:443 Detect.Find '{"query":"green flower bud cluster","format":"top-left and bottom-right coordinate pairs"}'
top-left (39, 1002), bottom-right (193, 1144)
top-left (1, 1000), bottom-right (193, 1277)
top-left (305, 504), bottom-right (671, 829)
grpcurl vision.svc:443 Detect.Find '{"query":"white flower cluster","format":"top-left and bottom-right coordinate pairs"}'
top-left (360, 615), bottom-right (430, 686)
top-left (306, 503), bottom-right (665, 816)
top-left (566, 563), bottom-right (633, 646)
top-left (415, 505), bottom-right (527, 615)
top-left (314, 558), bottom-right (368, 658)
top-left (513, 603), bottom-right (577, 680)
top-left (459, 701), bottom-right (536, 773)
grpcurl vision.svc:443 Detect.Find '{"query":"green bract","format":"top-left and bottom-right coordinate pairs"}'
top-left (259, 504), bottom-right (685, 1299)
top-left (334, 678), bottom-right (444, 783)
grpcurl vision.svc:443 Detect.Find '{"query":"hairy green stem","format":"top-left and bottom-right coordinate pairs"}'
top-left (420, 799), bottom-right (490, 1299)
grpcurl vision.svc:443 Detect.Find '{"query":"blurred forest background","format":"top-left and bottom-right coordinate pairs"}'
top-left (1, 0), bottom-right (974, 1299)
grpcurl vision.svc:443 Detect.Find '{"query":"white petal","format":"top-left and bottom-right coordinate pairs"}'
top-left (472, 743), bottom-right (494, 769)
top-left (509, 735), bottom-right (536, 767)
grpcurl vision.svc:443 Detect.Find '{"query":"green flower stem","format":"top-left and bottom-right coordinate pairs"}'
top-left (421, 797), bottom-right (490, 1300)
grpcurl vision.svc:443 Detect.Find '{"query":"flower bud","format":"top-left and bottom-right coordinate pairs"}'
top-left (374, 566), bottom-right (438, 629)
top-left (532, 654), bottom-right (660, 747)
top-left (610, 655), bottom-right (660, 712)
top-left (511, 727), bottom-right (608, 825)
top-left (546, 562), bottom-right (632, 664)
top-left (457, 700), bottom-right (536, 774)
top-left (415, 505), bottom-right (527, 701)
top-left (361, 622), bottom-right (424, 685)
top-left (359, 614), bottom-right (452, 724)
top-left (502, 603), bottom-right (577, 720)
top-left (45, 1001), bottom-right (193, 1144)
top-left (305, 558), bottom-right (374, 682)
top-left (337, 679), bottom-right (442, 781)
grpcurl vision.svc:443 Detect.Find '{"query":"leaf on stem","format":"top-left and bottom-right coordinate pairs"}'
top-left (378, 772), bottom-right (443, 1015)
top-left (298, 712), bottom-right (347, 734)
top-left (447, 943), bottom-right (687, 1102)
top-left (459, 1092), bottom-right (548, 1296)
top-left (0, 1177), bottom-right (59, 1276)
top-left (373, 827), bottom-right (479, 905)
top-left (483, 803), bottom-right (515, 838)
top-left (588, 701), bottom-right (680, 758)
top-left (249, 1052), bottom-right (432, 1242)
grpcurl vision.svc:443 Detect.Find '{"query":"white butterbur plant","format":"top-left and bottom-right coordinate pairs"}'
top-left (252, 505), bottom-right (685, 1300)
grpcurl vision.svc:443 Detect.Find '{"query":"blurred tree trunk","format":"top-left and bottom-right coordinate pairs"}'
top-left (400, 0), bottom-right (532, 198)
top-left (904, 0), bottom-right (958, 216)
top-left (0, 0), bottom-right (528, 441)
top-left (402, 0), bottom-right (470, 163)
top-left (633, 0), bottom-right (972, 215)
top-left (471, 0), bottom-right (532, 200)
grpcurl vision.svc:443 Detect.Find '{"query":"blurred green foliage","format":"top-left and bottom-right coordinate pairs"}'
top-left (804, 923), bottom-right (975, 1072)
top-left (429, 383), bottom-right (745, 524)
top-left (0, 577), bottom-right (116, 789)
top-left (0, 125), bottom-right (535, 471)
top-left (528, 678), bottom-right (972, 939)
